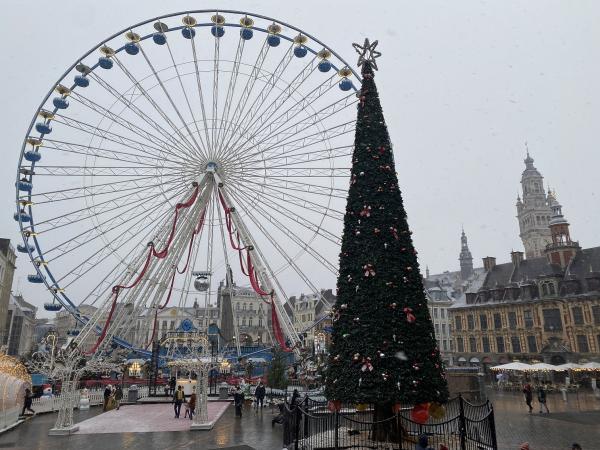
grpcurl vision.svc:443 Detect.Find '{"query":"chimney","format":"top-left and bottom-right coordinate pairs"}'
top-left (511, 251), bottom-right (524, 268)
top-left (482, 256), bottom-right (496, 272)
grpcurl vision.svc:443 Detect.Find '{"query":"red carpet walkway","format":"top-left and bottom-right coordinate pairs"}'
top-left (75, 402), bottom-right (230, 434)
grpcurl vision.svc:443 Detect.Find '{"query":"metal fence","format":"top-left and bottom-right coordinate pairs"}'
top-left (283, 395), bottom-right (497, 450)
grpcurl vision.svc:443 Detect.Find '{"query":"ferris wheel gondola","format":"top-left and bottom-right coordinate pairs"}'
top-left (15, 10), bottom-right (359, 356)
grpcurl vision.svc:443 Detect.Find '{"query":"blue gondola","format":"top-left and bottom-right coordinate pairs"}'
top-left (53, 97), bottom-right (69, 109)
top-left (17, 180), bottom-right (32, 192)
top-left (35, 122), bottom-right (51, 134)
top-left (67, 329), bottom-right (80, 336)
top-left (44, 302), bottom-right (62, 312)
top-left (16, 243), bottom-right (34, 253)
top-left (294, 46), bottom-right (307, 58)
top-left (240, 28), bottom-right (253, 40)
top-left (24, 150), bottom-right (41, 162)
top-left (98, 57), bottom-right (113, 69)
top-left (74, 75), bottom-right (89, 87)
top-left (339, 78), bottom-right (353, 91)
top-left (182, 27), bottom-right (195, 39)
top-left (211, 26), bottom-right (225, 38)
top-left (267, 35), bottom-right (280, 47)
top-left (14, 211), bottom-right (31, 223)
top-left (318, 60), bottom-right (332, 73)
top-left (28, 274), bottom-right (45, 283)
top-left (125, 42), bottom-right (139, 55)
top-left (153, 33), bottom-right (167, 45)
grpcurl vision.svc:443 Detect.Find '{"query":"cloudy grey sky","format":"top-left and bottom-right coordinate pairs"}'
top-left (2, 0), bottom-right (599, 314)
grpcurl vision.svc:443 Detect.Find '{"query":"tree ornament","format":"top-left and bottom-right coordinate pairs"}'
top-left (361, 357), bottom-right (373, 372)
top-left (390, 227), bottom-right (399, 240)
top-left (359, 205), bottom-right (372, 217)
top-left (363, 264), bottom-right (376, 277)
top-left (340, 303), bottom-right (348, 309)
top-left (382, 372), bottom-right (389, 381)
top-left (429, 402), bottom-right (446, 420)
top-left (353, 317), bottom-right (360, 323)
top-left (410, 403), bottom-right (430, 424)
top-left (404, 307), bottom-right (416, 323)
top-left (373, 227), bottom-right (381, 234)
top-left (389, 302), bottom-right (397, 309)
top-left (353, 353), bottom-right (360, 361)
top-left (327, 400), bottom-right (342, 412)
top-left (395, 351), bottom-right (407, 360)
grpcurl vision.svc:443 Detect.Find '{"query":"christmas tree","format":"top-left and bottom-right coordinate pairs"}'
top-left (325, 40), bottom-right (448, 411)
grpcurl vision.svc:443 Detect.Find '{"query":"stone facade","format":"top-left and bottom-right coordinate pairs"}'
top-left (286, 289), bottom-right (335, 351)
top-left (0, 239), bottom-right (17, 346)
top-left (5, 294), bottom-right (37, 356)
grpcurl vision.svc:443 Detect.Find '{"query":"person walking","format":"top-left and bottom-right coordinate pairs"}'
top-left (169, 377), bottom-right (176, 397)
top-left (522, 383), bottom-right (533, 413)
top-left (173, 385), bottom-right (185, 418)
top-left (21, 388), bottom-right (35, 416)
top-left (114, 385), bottom-right (123, 410)
top-left (537, 385), bottom-right (549, 414)
top-left (255, 382), bottom-right (266, 410)
top-left (233, 386), bottom-right (245, 417)
top-left (187, 387), bottom-right (197, 420)
top-left (415, 433), bottom-right (434, 450)
top-left (103, 384), bottom-right (112, 412)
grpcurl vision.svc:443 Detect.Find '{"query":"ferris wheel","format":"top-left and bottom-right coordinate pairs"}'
top-left (15, 10), bottom-right (360, 355)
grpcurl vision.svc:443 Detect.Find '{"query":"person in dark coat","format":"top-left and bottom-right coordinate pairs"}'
top-left (233, 387), bottom-right (245, 417)
top-left (168, 377), bottom-right (176, 396)
top-left (173, 385), bottom-right (185, 418)
top-left (254, 382), bottom-right (266, 410)
top-left (522, 383), bottom-right (533, 413)
top-left (114, 385), bottom-right (123, 410)
top-left (21, 388), bottom-right (35, 416)
top-left (415, 433), bottom-right (434, 450)
top-left (537, 385), bottom-right (549, 414)
top-left (103, 385), bottom-right (112, 412)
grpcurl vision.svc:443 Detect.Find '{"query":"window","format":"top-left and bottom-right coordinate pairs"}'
top-left (480, 314), bottom-right (488, 330)
top-left (467, 315), bottom-right (475, 330)
top-left (482, 336), bottom-right (490, 353)
top-left (455, 316), bottom-right (463, 331)
top-left (496, 336), bottom-right (504, 353)
top-left (543, 308), bottom-right (563, 331)
top-left (433, 308), bottom-right (438, 318)
top-left (511, 336), bottom-right (522, 353)
top-left (523, 310), bottom-right (534, 329)
top-left (469, 336), bottom-right (477, 353)
top-left (508, 312), bottom-right (517, 330)
top-left (242, 317), bottom-right (246, 326)
top-left (248, 317), bottom-right (253, 327)
top-left (597, 335), bottom-right (600, 351)
top-left (456, 337), bottom-right (464, 353)
top-left (435, 324), bottom-right (440, 335)
top-left (243, 303), bottom-right (247, 311)
top-left (449, 339), bottom-right (454, 351)
top-left (593, 306), bottom-right (600, 325)
top-left (577, 335), bottom-right (589, 353)
top-left (258, 317), bottom-right (263, 327)
top-left (442, 324), bottom-right (447, 335)
top-left (441, 309), bottom-right (445, 319)
top-left (572, 307), bottom-right (584, 325)
top-left (236, 303), bottom-right (240, 311)
top-left (527, 335), bottom-right (537, 353)
top-left (493, 313), bottom-right (502, 329)
top-left (162, 320), bottom-right (167, 330)
top-left (443, 340), bottom-right (448, 351)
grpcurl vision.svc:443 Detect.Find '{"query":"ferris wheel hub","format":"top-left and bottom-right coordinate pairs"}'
top-left (205, 161), bottom-right (219, 173)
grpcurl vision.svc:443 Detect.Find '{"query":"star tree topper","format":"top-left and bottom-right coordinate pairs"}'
top-left (352, 38), bottom-right (381, 71)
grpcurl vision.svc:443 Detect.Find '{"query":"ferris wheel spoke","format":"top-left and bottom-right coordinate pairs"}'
top-left (87, 72), bottom-right (198, 161)
top-left (213, 35), bottom-right (246, 159)
top-left (135, 46), bottom-right (207, 161)
top-left (231, 182), bottom-right (342, 245)
top-left (111, 54), bottom-right (202, 160)
top-left (235, 175), bottom-right (347, 198)
top-left (43, 180), bottom-right (188, 259)
top-left (28, 173), bottom-right (182, 205)
top-left (40, 138), bottom-right (185, 168)
top-left (244, 167), bottom-right (350, 178)
top-left (210, 33), bottom-right (222, 160)
top-left (237, 120), bottom-right (355, 165)
top-left (216, 40), bottom-right (271, 156)
top-left (234, 189), bottom-right (339, 274)
top-left (188, 37), bottom-right (214, 155)
top-left (248, 145), bottom-right (353, 168)
top-left (69, 90), bottom-right (194, 162)
top-left (32, 165), bottom-right (182, 177)
top-left (34, 181), bottom-right (176, 231)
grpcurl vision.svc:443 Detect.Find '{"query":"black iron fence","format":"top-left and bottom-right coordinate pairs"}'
top-left (282, 395), bottom-right (497, 450)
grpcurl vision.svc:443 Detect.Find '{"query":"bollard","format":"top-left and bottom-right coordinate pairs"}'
top-left (560, 387), bottom-right (567, 402)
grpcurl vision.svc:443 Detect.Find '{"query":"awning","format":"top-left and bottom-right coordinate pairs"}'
top-left (457, 357), bottom-right (467, 362)
top-left (469, 357), bottom-right (480, 363)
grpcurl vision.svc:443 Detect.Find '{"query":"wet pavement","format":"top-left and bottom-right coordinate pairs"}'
top-left (2, 391), bottom-right (600, 450)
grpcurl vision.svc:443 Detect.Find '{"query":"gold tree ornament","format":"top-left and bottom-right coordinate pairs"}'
top-left (352, 38), bottom-right (381, 70)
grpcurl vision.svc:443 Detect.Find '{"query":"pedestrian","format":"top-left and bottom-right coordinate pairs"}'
top-left (169, 377), bottom-right (176, 397)
top-left (187, 387), bottom-right (197, 420)
top-left (21, 388), bottom-right (35, 416)
top-left (520, 443), bottom-right (530, 450)
top-left (537, 385), bottom-right (549, 414)
top-left (103, 384), bottom-right (112, 412)
top-left (571, 444), bottom-right (582, 450)
top-left (415, 433), bottom-right (434, 450)
top-left (522, 383), bottom-right (533, 413)
top-left (173, 385), bottom-right (185, 418)
top-left (255, 382), bottom-right (266, 410)
top-left (114, 385), bottom-right (123, 410)
top-left (233, 386), bottom-right (245, 417)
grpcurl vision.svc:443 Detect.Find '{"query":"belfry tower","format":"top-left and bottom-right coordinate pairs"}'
top-left (516, 151), bottom-right (553, 259)
top-left (459, 228), bottom-right (474, 280)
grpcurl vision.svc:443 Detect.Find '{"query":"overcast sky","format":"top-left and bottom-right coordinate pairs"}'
top-left (2, 0), bottom-right (599, 314)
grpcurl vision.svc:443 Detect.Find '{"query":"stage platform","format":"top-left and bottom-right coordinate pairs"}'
top-left (74, 402), bottom-right (230, 434)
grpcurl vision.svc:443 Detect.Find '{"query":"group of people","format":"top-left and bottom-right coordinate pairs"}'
top-left (103, 384), bottom-right (123, 412)
top-left (172, 385), bottom-right (196, 420)
top-left (231, 381), bottom-right (267, 418)
top-left (521, 383), bottom-right (550, 414)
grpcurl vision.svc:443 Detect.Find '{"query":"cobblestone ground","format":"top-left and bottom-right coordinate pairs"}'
top-left (489, 389), bottom-right (600, 450)
top-left (1, 391), bottom-right (599, 450)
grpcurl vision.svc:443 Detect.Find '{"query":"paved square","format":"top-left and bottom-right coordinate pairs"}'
top-left (75, 402), bottom-right (230, 434)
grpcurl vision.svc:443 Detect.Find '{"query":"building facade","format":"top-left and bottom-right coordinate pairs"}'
top-left (5, 294), bottom-right (37, 356)
top-left (451, 187), bottom-right (600, 367)
top-left (286, 289), bottom-right (335, 351)
top-left (0, 239), bottom-right (17, 345)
